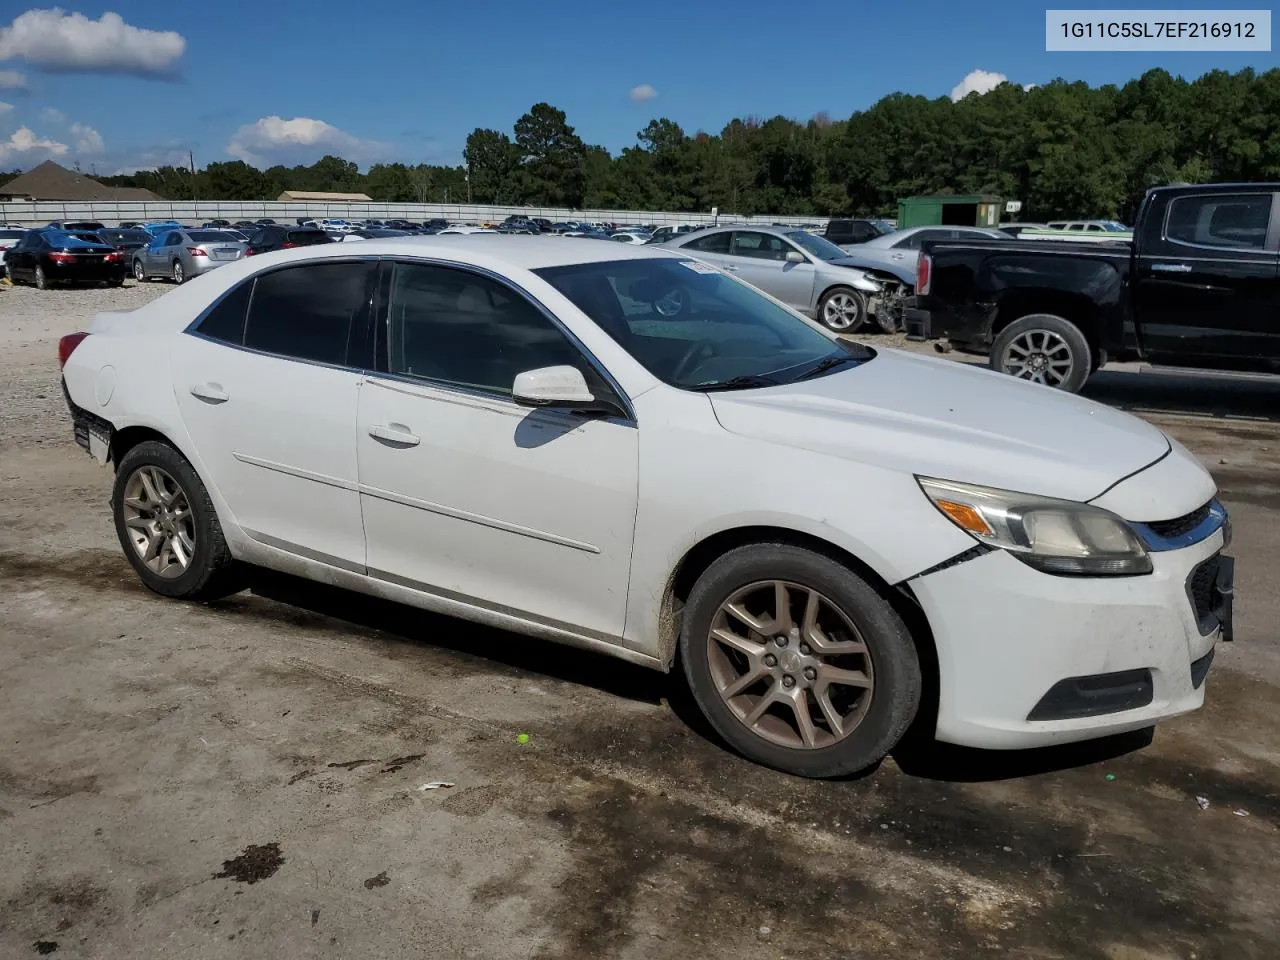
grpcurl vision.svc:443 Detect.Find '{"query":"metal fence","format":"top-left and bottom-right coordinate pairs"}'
top-left (0, 199), bottom-right (826, 229)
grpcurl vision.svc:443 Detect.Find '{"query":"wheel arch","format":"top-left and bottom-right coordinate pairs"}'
top-left (992, 291), bottom-right (1102, 359)
top-left (656, 525), bottom-right (939, 724)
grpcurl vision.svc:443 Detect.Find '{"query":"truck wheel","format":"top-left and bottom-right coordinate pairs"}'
top-left (990, 314), bottom-right (1091, 393)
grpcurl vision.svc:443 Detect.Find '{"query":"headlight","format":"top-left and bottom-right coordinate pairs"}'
top-left (917, 477), bottom-right (1152, 576)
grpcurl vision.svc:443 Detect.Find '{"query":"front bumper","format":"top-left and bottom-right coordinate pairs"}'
top-left (910, 528), bottom-right (1230, 749)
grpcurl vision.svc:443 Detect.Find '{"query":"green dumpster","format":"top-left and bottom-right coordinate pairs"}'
top-left (896, 195), bottom-right (1003, 228)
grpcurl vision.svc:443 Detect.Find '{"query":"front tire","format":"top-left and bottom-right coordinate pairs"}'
top-left (679, 544), bottom-right (921, 778)
top-left (990, 313), bottom-right (1091, 392)
top-left (817, 286), bottom-right (867, 333)
top-left (112, 441), bottom-right (242, 601)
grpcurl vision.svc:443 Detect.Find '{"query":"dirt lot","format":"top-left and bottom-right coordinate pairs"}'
top-left (2, 280), bottom-right (1279, 960)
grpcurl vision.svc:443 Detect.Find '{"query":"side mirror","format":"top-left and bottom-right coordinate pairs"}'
top-left (785, 250), bottom-right (806, 264)
top-left (512, 365), bottom-right (595, 407)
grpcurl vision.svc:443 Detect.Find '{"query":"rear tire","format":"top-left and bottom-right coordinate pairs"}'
top-left (990, 313), bottom-right (1091, 393)
top-left (172, 260), bottom-right (185, 284)
top-left (112, 440), bottom-right (243, 601)
top-left (34, 265), bottom-right (48, 290)
top-left (133, 259), bottom-right (146, 282)
top-left (679, 543), bottom-right (921, 778)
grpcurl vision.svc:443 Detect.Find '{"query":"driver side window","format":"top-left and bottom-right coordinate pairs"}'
top-left (386, 262), bottom-right (588, 397)
top-left (731, 231), bottom-right (787, 260)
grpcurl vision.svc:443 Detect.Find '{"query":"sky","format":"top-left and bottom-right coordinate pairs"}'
top-left (0, 1), bottom-right (1275, 175)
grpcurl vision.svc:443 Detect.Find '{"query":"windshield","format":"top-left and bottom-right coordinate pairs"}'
top-left (103, 229), bottom-right (150, 242)
top-left (534, 258), bottom-right (873, 390)
top-left (1101, 221), bottom-right (1128, 231)
top-left (786, 230), bottom-right (848, 261)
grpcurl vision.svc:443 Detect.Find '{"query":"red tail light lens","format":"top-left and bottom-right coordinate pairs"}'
top-left (281, 241), bottom-right (298, 249)
top-left (48, 252), bottom-right (76, 264)
top-left (187, 247), bottom-right (208, 257)
top-left (244, 247), bottom-right (255, 256)
top-left (916, 253), bottom-right (932, 296)
top-left (58, 332), bottom-right (89, 368)
top-left (104, 251), bottom-right (123, 263)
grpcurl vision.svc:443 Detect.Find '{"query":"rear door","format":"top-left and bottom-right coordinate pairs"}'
top-left (170, 259), bottom-right (376, 567)
top-left (1132, 190), bottom-right (1279, 367)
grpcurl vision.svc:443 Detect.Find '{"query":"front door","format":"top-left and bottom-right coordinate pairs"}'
top-left (1133, 190), bottom-right (1280, 368)
top-left (170, 260), bottom-right (376, 568)
top-left (729, 231), bottom-right (816, 312)
top-left (356, 260), bottom-right (639, 638)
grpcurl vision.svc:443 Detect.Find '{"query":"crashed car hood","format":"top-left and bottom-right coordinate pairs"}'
top-left (709, 348), bottom-right (1171, 504)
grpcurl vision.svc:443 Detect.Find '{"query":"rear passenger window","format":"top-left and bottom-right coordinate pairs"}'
top-left (1166, 194), bottom-right (1272, 250)
top-left (194, 282), bottom-right (252, 345)
top-left (386, 262), bottom-right (585, 396)
top-left (684, 232), bottom-right (732, 254)
top-left (243, 262), bottom-right (374, 365)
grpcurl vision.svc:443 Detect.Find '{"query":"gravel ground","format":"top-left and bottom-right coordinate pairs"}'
top-left (2, 280), bottom-right (1280, 959)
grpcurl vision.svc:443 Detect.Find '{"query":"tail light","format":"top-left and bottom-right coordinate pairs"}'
top-left (58, 332), bottom-right (89, 368)
top-left (48, 252), bottom-right (76, 264)
top-left (187, 247), bottom-right (208, 257)
top-left (244, 247), bottom-right (256, 256)
top-left (916, 253), bottom-right (932, 296)
top-left (104, 251), bottom-right (123, 263)
top-left (281, 241), bottom-right (298, 249)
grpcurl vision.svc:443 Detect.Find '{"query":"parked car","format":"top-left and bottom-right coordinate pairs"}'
top-left (610, 231), bottom-right (652, 244)
top-left (663, 225), bottom-right (887, 332)
top-left (340, 229), bottom-right (411, 242)
top-left (4, 229), bottom-right (126, 288)
top-left (1046, 219), bottom-right (1129, 232)
top-left (319, 218), bottom-right (357, 234)
top-left (58, 235), bottom-right (1233, 778)
top-left (910, 183), bottom-right (1280, 393)
top-left (96, 227), bottom-right (152, 260)
top-left (133, 229), bottom-right (248, 284)
top-left (203, 219), bottom-right (232, 228)
top-left (141, 221), bottom-right (183, 237)
top-left (823, 219), bottom-right (890, 246)
top-left (437, 226), bottom-right (497, 235)
top-left (244, 225), bottom-right (334, 255)
top-left (0, 227), bottom-right (26, 262)
top-left (498, 219), bottom-right (540, 235)
top-left (999, 222), bottom-right (1050, 237)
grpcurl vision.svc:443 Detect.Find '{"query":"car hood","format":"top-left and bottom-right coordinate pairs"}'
top-left (708, 348), bottom-right (1171, 505)
top-left (833, 247), bottom-right (916, 284)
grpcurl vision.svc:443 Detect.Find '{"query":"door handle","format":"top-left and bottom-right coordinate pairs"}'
top-left (190, 383), bottom-right (229, 403)
top-left (723, 264), bottom-right (739, 272)
top-left (369, 424), bottom-right (421, 447)
top-left (1151, 263), bottom-right (1192, 273)
top-left (889, 253), bottom-right (905, 260)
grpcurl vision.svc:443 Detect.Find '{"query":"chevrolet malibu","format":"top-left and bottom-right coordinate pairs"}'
top-left (59, 237), bottom-right (1234, 778)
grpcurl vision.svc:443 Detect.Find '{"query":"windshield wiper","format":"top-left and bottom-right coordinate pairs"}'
top-left (793, 354), bottom-right (861, 381)
top-left (691, 374), bottom-right (782, 392)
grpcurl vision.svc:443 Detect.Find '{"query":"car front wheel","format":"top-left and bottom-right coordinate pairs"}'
top-left (112, 440), bottom-right (243, 600)
top-left (679, 544), bottom-right (921, 778)
top-left (817, 286), bottom-right (867, 332)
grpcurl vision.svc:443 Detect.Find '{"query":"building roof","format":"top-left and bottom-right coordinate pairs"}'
top-left (0, 161), bottom-right (164, 202)
top-left (277, 190), bottom-right (374, 202)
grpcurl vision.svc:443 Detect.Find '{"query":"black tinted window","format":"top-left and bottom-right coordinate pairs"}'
top-left (189, 230), bottom-right (236, 242)
top-left (286, 230), bottom-right (331, 246)
top-left (244, 262), bottom-right (373, 365)
top-left (195, 281), bottom-right (252, 345)
top-left (387, 262), bottom-right (584, 396)
top-left (684, 231), bottom-right (732, 254)
top-left (1166, 194), bottom-right (1272, 250)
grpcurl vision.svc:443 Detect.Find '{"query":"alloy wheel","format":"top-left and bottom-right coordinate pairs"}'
top-left (1001, 330), bottom-right (1073, 386)
top-left (134, 259), bottom-right (145, 281)
top-left (121, 465), bottom-right (196, 579)
top-left (707, 580), bottom-right (875, 750)
top-left (822, 292), bottom-right (863, 331)
top-left (173, 260), bottom-right (184, 283)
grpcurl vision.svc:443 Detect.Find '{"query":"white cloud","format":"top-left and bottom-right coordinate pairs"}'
top-left (70, 121), bottom-right (102, 153)
top-left (227, 116), bottom-right (389, 167)
top-left (0, 9), bottom-right (185, 77)
top-left (950, 68), bottom-right (1008, 102)
top-left (0, 101), bottom-right (11, 114)
top-left (0, 125), bottom-right (68, 163)
top-left (0, 68), bottom-right (26, 89)
top-left (97, 143), bottom-right (190, 176)
top-left (40, 105), bottom-right (63, 123)
top-left (628, 83), bottom-right (657, 103)
top-left (1023, 83), bottom-right (1039, 92)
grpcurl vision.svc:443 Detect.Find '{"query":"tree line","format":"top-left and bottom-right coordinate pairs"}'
top-left (5, 67), bottom-right (1278, 221)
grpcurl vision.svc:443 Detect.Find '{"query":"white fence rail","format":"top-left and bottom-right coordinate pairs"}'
top-left (0, 199), bottom-right (826, 229)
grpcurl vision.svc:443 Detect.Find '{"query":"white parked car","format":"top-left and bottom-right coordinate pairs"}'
top-left (438, 226), bottom-right (497, 235)
top-left (59, 237), bottom-right (1232, 778)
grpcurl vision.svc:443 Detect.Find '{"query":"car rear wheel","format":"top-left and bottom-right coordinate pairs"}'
top-left (112, 440), bottom-right (243, 601)
top-left (34, 265), bottom-right (48, 290)
top-left (817, 287), bottom-right (867, 332)
top-left (679, 543), bottom-right (921, 778)
top-left (133, 259), bottom-right (146, 282)
top-left (991, 313), bottom-right (1091, 393)
top-left (172, 260), bottom-right (185, 284)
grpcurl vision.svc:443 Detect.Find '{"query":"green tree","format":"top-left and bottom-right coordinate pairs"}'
top-left (463, 128), bottom-right (518, 204)
top-left (513, 103), bottom-right (586, 206)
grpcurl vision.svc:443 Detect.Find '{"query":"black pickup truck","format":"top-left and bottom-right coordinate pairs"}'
top-left (906, 182), bottom-right (1278, 391)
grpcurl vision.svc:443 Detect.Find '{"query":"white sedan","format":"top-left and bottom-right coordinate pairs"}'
top-left (59, 237), bottom-right (1233, 777)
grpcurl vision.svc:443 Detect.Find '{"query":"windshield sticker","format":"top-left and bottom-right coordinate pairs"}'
top-left (678, 259), bottom-right (720, 274)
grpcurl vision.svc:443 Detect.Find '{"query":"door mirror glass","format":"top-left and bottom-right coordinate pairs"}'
top-left (785, 249), bottom-right (805, 264)
top-left (512, 366), bottom-right (595, 407)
